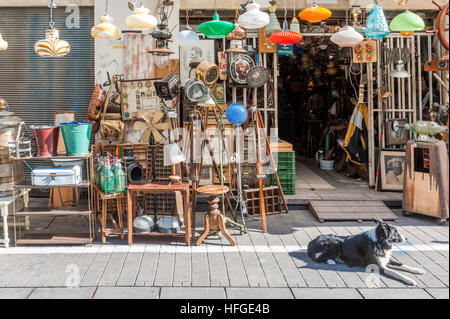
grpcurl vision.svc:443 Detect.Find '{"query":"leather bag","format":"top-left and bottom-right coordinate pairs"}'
top-left (99, 76), bottom-right (124, 141)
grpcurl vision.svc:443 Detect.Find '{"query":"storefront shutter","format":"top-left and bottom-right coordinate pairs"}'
top-left (0, 6), bottom-right (94, 127)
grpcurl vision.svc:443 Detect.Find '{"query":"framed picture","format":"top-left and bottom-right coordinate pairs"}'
top-left (180, 40), bottom-right (215, 86)
top-left (121, 79), bottom-right (160, 120)
top-left (214, 82), bottom-right (226, 104)
top-left (229, 54), bottom-right (254, 85)
top-left (380, 149), bottom-right (406, 191)
top-left (386, 119), bottom-right (409, 146)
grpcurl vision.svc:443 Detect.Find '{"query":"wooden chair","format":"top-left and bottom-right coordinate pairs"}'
top-left (94, 184), bottom-right (125, 243)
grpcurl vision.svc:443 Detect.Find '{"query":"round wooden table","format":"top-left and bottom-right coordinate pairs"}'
top-left (196, 185), bottom-right (236, 246)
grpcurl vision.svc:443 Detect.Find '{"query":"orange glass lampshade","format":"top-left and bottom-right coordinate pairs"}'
top-left (270, 28), bottom-right (302, 45)
top-left (298, 5), bottom-right (331, 23)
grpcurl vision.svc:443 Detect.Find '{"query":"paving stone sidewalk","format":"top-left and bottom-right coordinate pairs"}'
top-left (0, 208), bottom-right (448, 299)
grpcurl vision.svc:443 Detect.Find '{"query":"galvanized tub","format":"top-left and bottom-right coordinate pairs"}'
top-left (0, 110), bottom-right (25, 197)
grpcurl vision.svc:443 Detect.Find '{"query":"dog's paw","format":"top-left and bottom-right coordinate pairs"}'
top-left (414, 269), bottom-right (426, 275)
top-left (405, 278), bottom-right (417, 286)
top-left (327, 259), bottom-right (336, 265)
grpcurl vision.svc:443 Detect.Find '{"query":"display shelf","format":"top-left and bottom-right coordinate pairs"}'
top-left (13, 181), bottom-right (90, 189)
top-left (9, 153), bottom-right (92, 161)
top-left (15, 233), bottom-right (93, 245)
top-left (14, 206), bottom-right (91, 217)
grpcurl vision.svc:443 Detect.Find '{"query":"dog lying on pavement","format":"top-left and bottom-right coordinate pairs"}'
top-left (307, 218), bottom-right (425, 286)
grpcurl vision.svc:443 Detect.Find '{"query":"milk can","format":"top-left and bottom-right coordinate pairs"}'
top-left (0, 100), bottom-right (25, 197)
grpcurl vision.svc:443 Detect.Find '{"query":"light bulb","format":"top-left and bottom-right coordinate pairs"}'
top-left (154, 55), bottom-right (169, 68)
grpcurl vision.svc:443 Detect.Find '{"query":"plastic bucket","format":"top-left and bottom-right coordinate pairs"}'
top-left (319, 159), bottom-right (335, 171)
top-left (31, 125), bottom-right (59, 157)
top-left (60, 122), bottom-right (92, 156)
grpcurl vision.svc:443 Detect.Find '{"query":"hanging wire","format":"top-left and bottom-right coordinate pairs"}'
top-left (49, 0), bottom-right (55, 29)
top-left (105, 0), bottom-right (109, 15)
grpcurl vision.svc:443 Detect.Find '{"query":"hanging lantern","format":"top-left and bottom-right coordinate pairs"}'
top-left (390, 60), bottom-right (410, 78)
top-left (330, 26), bottom-right (364, 48)
top-left (290, 17), bottom-right (301, 34)
top-left (226, 23), bottom-right (248, 53)
top-left (238, 0), bottom-right (270, 30)
top-left (264, 1), bottom-right (282, 35)
top-left (34, 1), bottom-right (70, 57)
top-left (199, 13), bottom-right (235, 39)
top-left (270, 20), bottom-right (302, 45)
top-left (365, 4), bottom-right (390, 40)
top-left (92, 0), bottom-right (120, 40)
top-left (298, 2), bottom-right (332, 23)
top-left (176, 9), bottom-right (199, 47)
top-left (149, 16), bottom-right (174, 69)
top-left (125, 5), bottom-right (157, 30)
top-left (389, 10), bottom-right (425, 36)
top-left (0, 33), bottom-right (7, 51)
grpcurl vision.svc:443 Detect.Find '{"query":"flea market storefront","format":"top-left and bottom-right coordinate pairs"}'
top-left (0, 0), bottom-right (448, 248)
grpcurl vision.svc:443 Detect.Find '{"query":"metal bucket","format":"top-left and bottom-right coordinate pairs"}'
top-left (0, 110), bottom-right (25, 197)
top-left (31, 125), bottom-right (59, 157)
top-left (60, 122), bottom-right (92, 156)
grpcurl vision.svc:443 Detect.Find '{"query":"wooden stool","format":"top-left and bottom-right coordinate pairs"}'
top-left (94, 185), bottom-right (125, 243)
top-left (196, 185), bottom-right (236, 246)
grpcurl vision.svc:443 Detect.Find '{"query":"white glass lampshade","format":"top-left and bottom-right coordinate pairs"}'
top-left (125, 5), bottom-right (157, 30)
top-left (154, 54), bottom-right (170, 68)
top-left (92, 14), bottom-right (121, 40)
top-left (390, 60), bottom-right (410, 78)
top-left (34, 28), bottom-right (70, 57)
top-left (238, 0), bottom-right (269, 30)
top-left (330, 26), bottom-right (364, 47)
top-left (176, 27), bottom-right (199, 47)
top-left (0, 33), bottom-right (7, 51)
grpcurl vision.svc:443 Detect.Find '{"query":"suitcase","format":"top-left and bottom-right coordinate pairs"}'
top-left (31, 166), bottom-right (81, 186)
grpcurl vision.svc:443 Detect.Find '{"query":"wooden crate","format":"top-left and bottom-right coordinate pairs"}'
top-left (244, 186), bottom-right (284, 216)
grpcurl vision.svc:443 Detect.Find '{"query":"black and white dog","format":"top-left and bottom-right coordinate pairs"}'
top-left (307, 218), bottom-right (425, 286)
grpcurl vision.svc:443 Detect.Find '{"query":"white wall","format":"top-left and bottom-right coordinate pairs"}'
top-left (94, 0), bottom-right (179, 84)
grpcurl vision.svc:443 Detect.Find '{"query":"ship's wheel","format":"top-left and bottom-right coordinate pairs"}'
top-left (429, 1), bottom-right (449, 59)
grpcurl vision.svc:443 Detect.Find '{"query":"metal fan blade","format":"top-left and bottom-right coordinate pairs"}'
top-left (140, 129), bottom-right (151, 143)
top-left (152, 110), bottom-right (164, 125)
top-left (151, 129), bottom-right (166, 143)
top-left (133, 120), bottom-right (149, 130)
top-left (154, 122), bottom-right (171, 131)
top-left (139, 110), bottom-right (153, 124)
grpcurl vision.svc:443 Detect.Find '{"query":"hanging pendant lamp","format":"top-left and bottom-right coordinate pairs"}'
top-left (125, 4), bottom-right (157, 30)
top-left (34, 1), bottom-right (70, 57)
top-left (264, 1), bottom-right (282, 35)
top-left (0, 33), bottom-right (7, 51)
top-left (389, 10), bottom-right (425, 36)
top-left (290, 17), bottom-right (301, 34)
top-left (270, 21), bottom-right (302, 45)
top-left (238, 0), bottom-right (270, 30)
top-left (390, 60), bottom-right (410, 78)
top-left (331, 26), bottom-right (364, 47)
top-left (198, 12), bottom-right (235, 39)
top-left (298, 1), bottom-right (332, 23)
top-left (92, 0), bottom-right (121, 40)
top-left (176, 9), bottom-right (199, 47)
top-left (365, 4), bottom-right (390, 40)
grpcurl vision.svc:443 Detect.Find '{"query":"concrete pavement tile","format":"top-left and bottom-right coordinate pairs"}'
top-left (291, 288), bottom-right (362, 299)
top-left (226, 288), bottom-right (294, 299)
top-left (160, 287), bottom-right (226, 299)
top-left (426, 288), bottom-right (449, 299)
top-left (29, 287), bottom-right (96, 299)
top-left (93, 287), bottom-right (159, 299)
top-left (358, 288), bottom-right (432, 299)
top-left (0, 288), bottom-right (34, 299)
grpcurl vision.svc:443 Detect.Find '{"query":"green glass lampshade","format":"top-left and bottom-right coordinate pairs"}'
top-left (197, 87), bottom-right (216, 107)
top-left (198, 13), bottom-right (236, 39)
top-left (390, 10), bottom-right (425, 32)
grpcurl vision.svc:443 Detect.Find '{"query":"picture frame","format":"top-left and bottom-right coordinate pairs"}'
top-left (121, 78), bottom-right (161, 120)
top-left (214, 82), bottom-right (226, 104)
top-left (380, 149), bottom-right (406, 191)
top-left (385, 119), bottom-right (409, 146)
top-left (180, 39), bottom-right (215, 86)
